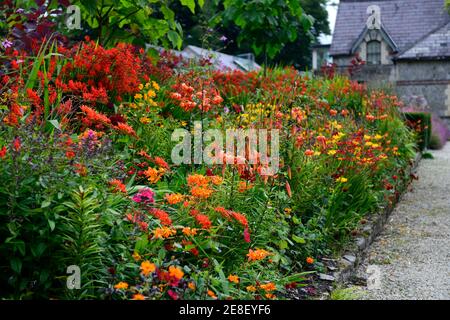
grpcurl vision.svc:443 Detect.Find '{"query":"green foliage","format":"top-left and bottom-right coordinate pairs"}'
top-left (0, 121), bottom-right (124, 298)
top-left (55, 186), bottom-right (108, 299)
top-left (221, 0), bottom-right (314, 62)
top-left (72, 0), bottom-right (204, 47)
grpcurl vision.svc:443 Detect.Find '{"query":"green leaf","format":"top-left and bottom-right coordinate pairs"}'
top-left (180, 0), bottom-right (196, 14)
top-left (48, 219), bottom-right (56, 231)
top-left (31, 243), bottom-right (47, 257)
top-left (167, 30), bottom-right (182, 49)
top-left (11, 258), bottom-right (22, 274)
top-left (48, 119), bottom-right (61, 131)
top-left (41, 200), bottom-right (52, 208)
top-left (135, 235), bottom-right (149, 252)
top-left (292, 235), bottom-right (306, 244)
top-left (278, 239), bottom-right (288, 250)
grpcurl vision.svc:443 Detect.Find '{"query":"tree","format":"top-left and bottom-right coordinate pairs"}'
top-left (221, 0), bottom-right (313, 73)
top-left (71, 0), bottom-right (205, 48)
top-left (274, 0), bottom-right (330, 69)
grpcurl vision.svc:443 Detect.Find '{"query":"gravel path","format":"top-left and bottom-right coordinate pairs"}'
top-left (354, 144), bottom-right (450, 300)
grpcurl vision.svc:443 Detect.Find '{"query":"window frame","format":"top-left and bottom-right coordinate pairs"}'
top-left (366, 40), bottom-right (382, 65)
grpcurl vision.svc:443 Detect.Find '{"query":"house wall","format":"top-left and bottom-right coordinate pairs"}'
top-left (396, 60), bottom-right (450, 118)
top-left (332, 58), bottom-right (450, 122)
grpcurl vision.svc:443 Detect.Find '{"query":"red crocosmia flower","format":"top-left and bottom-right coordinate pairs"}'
top-left (13, 138), bottom-right (21, 152)
top-left (195, 214), bottom-right (212, 229)
top-left (66, 150), bottom-right (76, 159)
top-left (190, 247), bottom-right (199, 256)
top-left (114, 122), bottom-right (137, 137)
top-left (189, 209), bottom-right (200, 217)
top-left (232, 212), bottom-right (248, 227)
top-left (150, 208), bottom-right (172, 226)
top-left (0, 146), bottom-right (7, 158)
top-left (11, 60), bottom-right (19, 69)
top-left (243, 227), bottom-right (251, 243)
top-left (109, 179), bottom-right (127, 193)
top-left (153, 156), bottom-right (170, 170)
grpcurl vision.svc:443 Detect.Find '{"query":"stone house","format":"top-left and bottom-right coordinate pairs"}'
top-left (330, 0), bottom-right (450, 119)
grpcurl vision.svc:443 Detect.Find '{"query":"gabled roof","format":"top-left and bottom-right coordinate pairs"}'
top-left (350, 24), bottom-right (398, 53)
top-left (330, 0), bottom-right (450, 57)
top-left (396, 22), bottom-right (450, 60)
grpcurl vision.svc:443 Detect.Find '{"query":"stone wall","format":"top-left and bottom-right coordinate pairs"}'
top-left (333, 57), bottom-right (450, 122)
top-left (395, 61), bottom-right (450, 118)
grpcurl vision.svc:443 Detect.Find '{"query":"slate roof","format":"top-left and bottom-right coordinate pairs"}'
top-left (330, 0), bottom-right (450, 58)
top-left (147, 45), bottom-right (260, 71)
top-left (397, 22), bottom-right (450, 60)
top-left (182, 46), bottom-right (261, 71)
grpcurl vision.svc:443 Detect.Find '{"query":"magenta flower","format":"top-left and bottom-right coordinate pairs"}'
top-left (132, 188), bottom-right (155, 204)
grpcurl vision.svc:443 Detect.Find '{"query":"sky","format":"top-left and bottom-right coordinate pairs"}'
top-left (318, 0), bottom-right (339, 45)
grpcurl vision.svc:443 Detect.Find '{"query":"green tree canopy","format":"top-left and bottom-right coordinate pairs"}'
top-left (71, 0), bottom-right (204, 48)
top-left (221, 0), bottom-right (313, 64)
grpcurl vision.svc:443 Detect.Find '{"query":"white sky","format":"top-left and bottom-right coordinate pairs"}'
top-left (318, 0), bottom-right (339, 45)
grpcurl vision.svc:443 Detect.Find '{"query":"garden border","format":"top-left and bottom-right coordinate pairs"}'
top-left (321, 152), bottom-right (422, 289)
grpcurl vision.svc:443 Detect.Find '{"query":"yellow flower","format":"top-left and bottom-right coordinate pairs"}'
top-left (138, 84), bottom-right (144, 90)
top-left (132, 251), bottom-right (141, 262)
top-left (140, 117), bottom-right (150, 124)
top-left (327, 149), bottom-right (337, 155)
top-left (228, 274), bottom-right (239, 284)
top-left (114, 281), bottom-right (129, 290)
top-left (336, 177), bottom-right (348, 183)
top-left (374, 134), bottom-right (383, 140)
top-left (246, 285), bottom-right (257, 292)
top-left (134, 93), bottom-right (143, 100)
top-left (152, 81), bottom-right (160, 91)
top-left (284, 208), bottom-right (292, 215)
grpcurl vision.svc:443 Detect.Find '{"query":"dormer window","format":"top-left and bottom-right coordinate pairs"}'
top-left (367, 40), bottom-right (381, 65)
